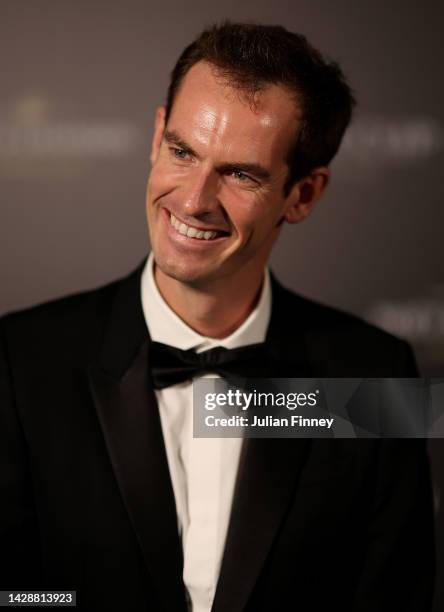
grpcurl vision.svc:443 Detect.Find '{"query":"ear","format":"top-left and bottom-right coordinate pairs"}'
top-left (150, 106), bottom-right (166, 165)
top-left (284, 166), bottom-right (330, 224)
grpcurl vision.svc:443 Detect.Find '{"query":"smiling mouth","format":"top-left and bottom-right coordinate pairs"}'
top-left (169, 213), bottom-right (229, 240)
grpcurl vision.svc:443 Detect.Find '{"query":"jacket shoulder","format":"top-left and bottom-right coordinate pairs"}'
top-left (273, 278), bottom-right (418, 376)
top-left (275, 278), bottom-right (392, 337)
top-left (0, 261), bottom-right (144, 363)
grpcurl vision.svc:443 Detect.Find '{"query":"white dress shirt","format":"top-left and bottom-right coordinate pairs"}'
top-left (140, 253), bottom-right (271, 612)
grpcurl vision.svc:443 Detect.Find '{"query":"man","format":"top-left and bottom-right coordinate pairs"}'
top-left (0, 22), bottom-right (435, 612)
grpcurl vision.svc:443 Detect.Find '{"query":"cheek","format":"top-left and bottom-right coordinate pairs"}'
top-left (148, 161), bottom-right (181, 199)
top-left (226, 209), bottom-right (270, 247)
top-left (223, 194), bottom-right (277, 236)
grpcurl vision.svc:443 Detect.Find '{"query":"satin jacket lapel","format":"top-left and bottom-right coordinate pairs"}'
top-left (266, 273), bottom-right (313, 378)
top-left (212, 437), bottom-right (311, 612)
top-left (212, 274), bottom-right (313, 612)
top-left (88, 260), bottom-right (187, 612)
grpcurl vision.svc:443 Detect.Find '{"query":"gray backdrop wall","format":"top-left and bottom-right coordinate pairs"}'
top-left (1, 0), bottom-right (443, 607)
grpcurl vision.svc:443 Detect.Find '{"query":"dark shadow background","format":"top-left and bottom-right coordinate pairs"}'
top-left (1, 0), bottom-right (443, 607)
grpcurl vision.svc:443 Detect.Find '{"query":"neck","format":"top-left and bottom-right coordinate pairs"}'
top-left (154, 265), bottom-right (265, 339)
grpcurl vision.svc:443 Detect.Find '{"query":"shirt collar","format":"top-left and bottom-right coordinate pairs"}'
top-left (141, 252), bottom-right (271, 352)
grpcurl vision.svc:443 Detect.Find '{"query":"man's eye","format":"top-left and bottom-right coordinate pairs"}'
top-left (231, 170), bottom-right (256, 185)
top-left (171, 147), bottom-right (189, 160)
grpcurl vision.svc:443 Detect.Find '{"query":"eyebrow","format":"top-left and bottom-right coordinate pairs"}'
top-left (164, 130), bottom-right (198, 157)
top-left (164, 129), bottom-right (272, 182)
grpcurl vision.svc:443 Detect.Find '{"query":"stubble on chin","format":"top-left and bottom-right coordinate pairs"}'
top-left (153, 251), bottom-right (206, 288)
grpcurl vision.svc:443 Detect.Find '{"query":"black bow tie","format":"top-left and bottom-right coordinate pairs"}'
top-left (150, 341), bottom-right (271, 389)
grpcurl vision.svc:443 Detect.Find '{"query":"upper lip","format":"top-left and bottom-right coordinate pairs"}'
top-left (166, 208), bottom-right (230, 234)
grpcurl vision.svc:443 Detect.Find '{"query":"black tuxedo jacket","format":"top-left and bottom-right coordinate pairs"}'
top-left (0, 258), bottom-right (435, 611)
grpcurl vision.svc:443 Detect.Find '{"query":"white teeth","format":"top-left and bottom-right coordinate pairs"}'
top-left (170, 214), bottom-right (180, 230)
top-left (170, 213), bottom-right (219, 240)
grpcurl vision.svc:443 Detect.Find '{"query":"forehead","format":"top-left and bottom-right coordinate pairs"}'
top-left (167, 61), bottom-right (301, 165)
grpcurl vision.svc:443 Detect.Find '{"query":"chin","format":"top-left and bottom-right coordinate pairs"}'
top-left (154, 253), bottom-right (213, 286)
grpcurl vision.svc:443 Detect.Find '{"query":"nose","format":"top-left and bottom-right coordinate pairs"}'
top-left (181, 165), bottom-right (220, 218)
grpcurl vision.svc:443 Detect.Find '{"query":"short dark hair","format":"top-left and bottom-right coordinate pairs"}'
top-left (165, 21), bottom-right (356, 194)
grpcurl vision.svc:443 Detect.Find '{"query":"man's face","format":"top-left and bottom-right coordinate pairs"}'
top-left (146, 61), bottom-right (305, 289)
